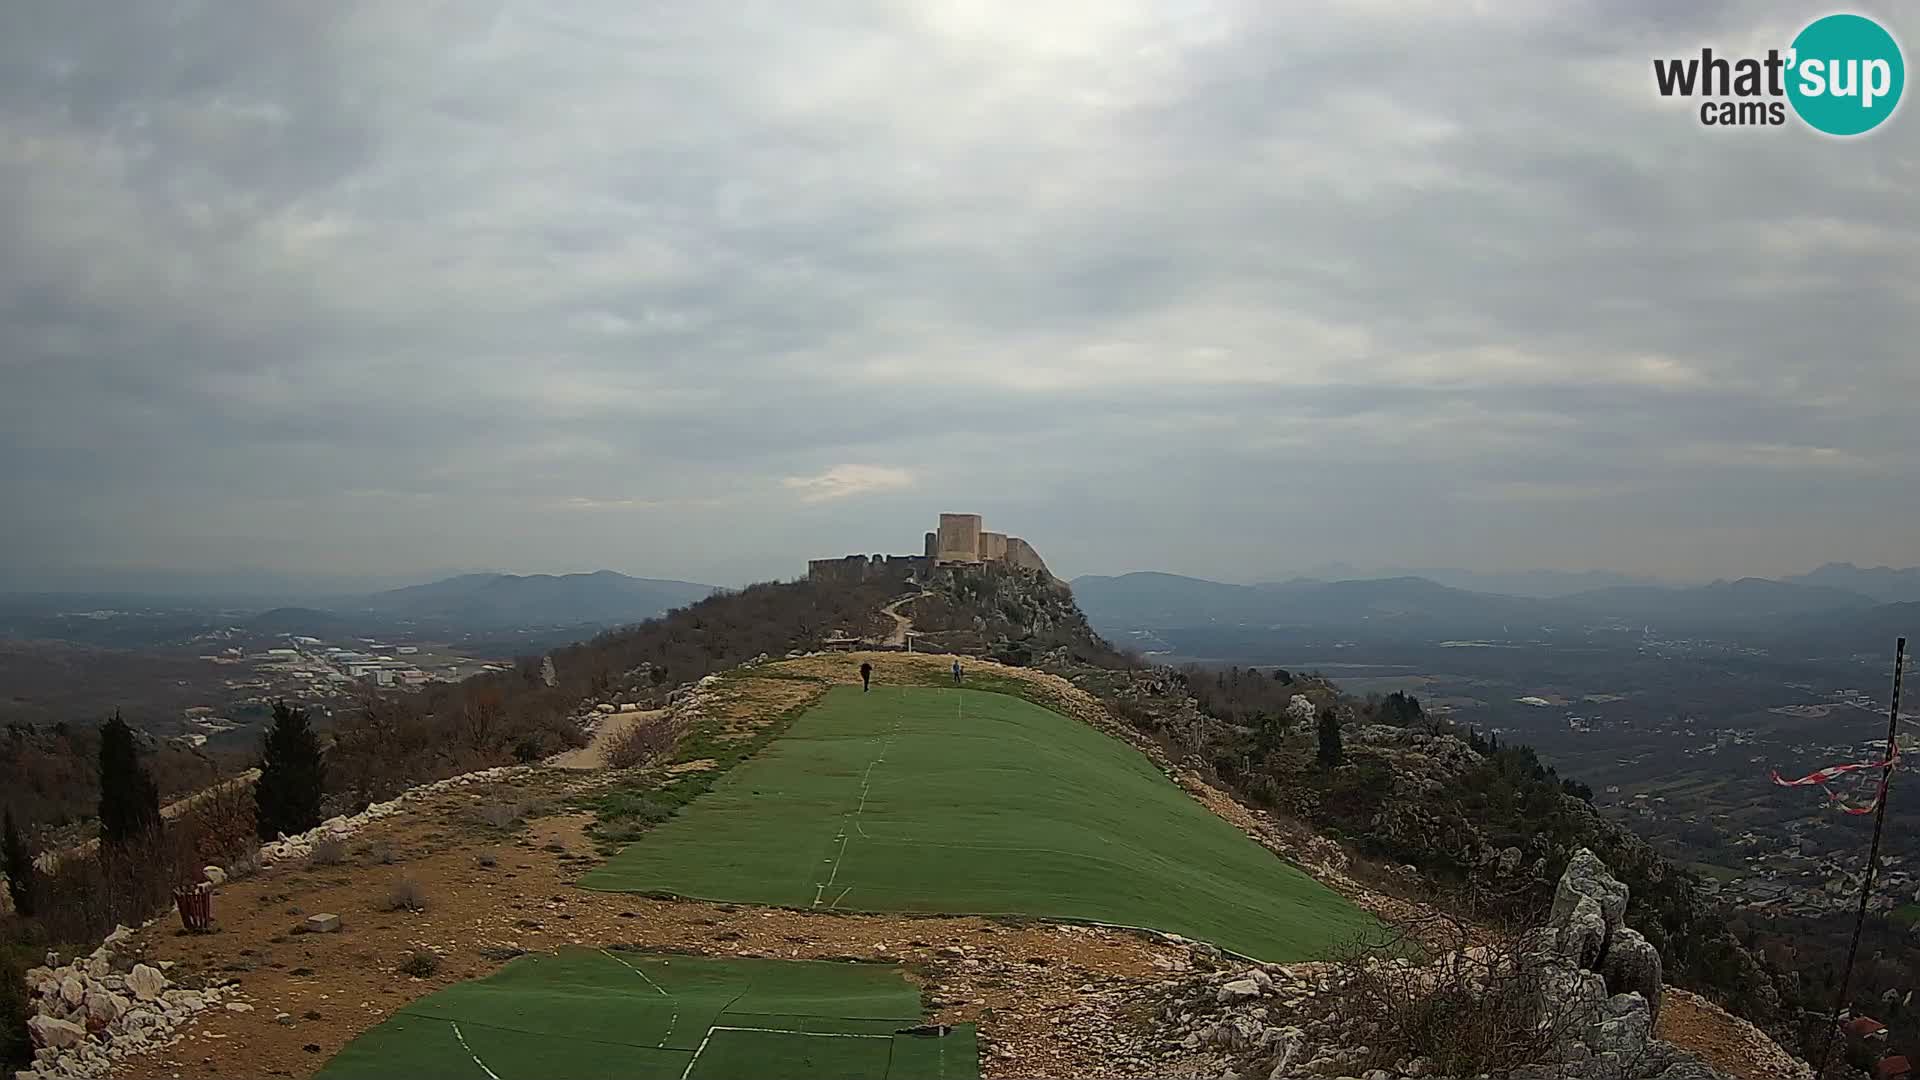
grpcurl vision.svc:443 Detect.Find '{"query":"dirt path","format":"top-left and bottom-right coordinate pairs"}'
top-left (547, 709), bottom-right (668, 770)
top-left (878, 592), bottom-right (926, 647)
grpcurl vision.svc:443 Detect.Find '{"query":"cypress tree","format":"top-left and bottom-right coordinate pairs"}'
top-left (1316, 707), bottom-right (1345, 769)
top-left (255, 702), bottom-right (326, 840)
top-left (2, 809), bottom-right (33, 917)
top-left (98, 711), bottom-right (161, 843)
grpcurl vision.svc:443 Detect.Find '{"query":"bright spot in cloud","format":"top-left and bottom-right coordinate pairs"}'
top-left (782, 465), bottom-right (915, 503)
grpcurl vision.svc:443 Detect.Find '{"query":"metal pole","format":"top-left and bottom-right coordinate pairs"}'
top-left (1815, 637), bottom-right (1905, 1076)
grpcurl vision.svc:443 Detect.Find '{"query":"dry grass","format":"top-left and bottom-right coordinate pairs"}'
top-left (604, 717), bottom-right (682, 770)
top-left (308, 837), bottom-right (347, 867)
top-left (694, 675), bottom-right (828, 744)
top-left (397, 948), bottom-right (440, 978)
top-left (471, 803), bottom-right (520, 830)
top-left (382, 876), bottom-right (427, 913)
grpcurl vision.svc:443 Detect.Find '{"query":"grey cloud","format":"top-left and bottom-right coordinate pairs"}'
top-left (1, 1), bottom-right (1915, 586)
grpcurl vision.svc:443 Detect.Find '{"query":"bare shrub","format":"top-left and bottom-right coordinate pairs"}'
top-left (472, 803), bottom-right (520, 830)
top-left (363, 839), bottom-right (395, 865)
top-left (1321, 912), bottom-right (1587, 1076)
top-left (34, 827), bottom-right (196, 946)
top-left (308, 837), bottom-right (347, 867)
top-left (383, 876), bottom-right (426, 913)
top-left (605, 718), bottom-right (682, 770)
top-left (2, 948), bottom-right (31, 1067)
top-left (178, 781), bottom-right (257, 870)
top-left (398, 948), bottom-right (440, 977)
top-left (224, 848), bottom-right (262, 882)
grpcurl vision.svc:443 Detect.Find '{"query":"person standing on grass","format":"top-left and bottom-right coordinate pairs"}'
top-left (951, 658), bottom-right (963, 686)
top-left (860, 660), bottom-right (873, 693)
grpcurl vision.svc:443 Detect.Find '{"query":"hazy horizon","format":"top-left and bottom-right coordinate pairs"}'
top-left (5, 552), bottom-right (1915, 601)
top-left (4, 3), bottom-right (1915, 588)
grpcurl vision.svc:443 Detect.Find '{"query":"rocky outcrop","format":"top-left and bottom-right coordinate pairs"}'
top-left (1549, 848), bottom-right (1632, 971)
top-left (1603, 928), bottom-right (1665, 1023)
top-left (1143, 851), bottom-right (1808, 1080)
top-left (16, 924), bottom-right (240, 1079)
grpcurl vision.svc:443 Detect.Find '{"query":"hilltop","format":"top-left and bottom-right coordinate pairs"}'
top-left (4, 559), bottom-right (1820, 1079)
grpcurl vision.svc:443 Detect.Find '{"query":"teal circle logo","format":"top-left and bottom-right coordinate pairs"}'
top-left (1787, 13), bottom-right (1905, 136)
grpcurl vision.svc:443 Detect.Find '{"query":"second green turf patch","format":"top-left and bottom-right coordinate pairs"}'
top-left (317, 950), bottom-right (974, 1080)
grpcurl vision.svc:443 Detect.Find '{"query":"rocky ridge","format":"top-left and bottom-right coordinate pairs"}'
top-left (1139, 850), bottom-right (1812, 1080)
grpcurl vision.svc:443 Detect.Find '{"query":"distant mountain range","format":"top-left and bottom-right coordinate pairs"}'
top-left (350, 571), bottom-right (718, 628)
top-left (1285, 564), bottom-right (1666, 599)
top-left (1552, 578), bottom-right (1877, 621)
top-left (1781, 562), bottom-right (1920, 604)
top-left (1070, 569), bottom-right (1913, 644)
top-left (1069, 572), bottom-right (1558, 633)
top-left (1774, 600), bottom-right (1920, 654)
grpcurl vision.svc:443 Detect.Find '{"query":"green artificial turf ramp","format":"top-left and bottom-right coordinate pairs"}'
top-left (581, 685), bottom-right (1373, 960)
top-left (316, 950), bottom-right (975, 1080)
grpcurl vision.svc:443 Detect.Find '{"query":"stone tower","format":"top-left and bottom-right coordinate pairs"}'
top-left (935, 513), bottom-right (984, 563)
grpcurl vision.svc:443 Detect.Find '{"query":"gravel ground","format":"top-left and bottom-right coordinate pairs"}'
top-left (111, 769), bottom-right (1210, 1080)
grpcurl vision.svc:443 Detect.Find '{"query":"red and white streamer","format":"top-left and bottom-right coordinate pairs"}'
top-left (1771, 743), bottom-right (1901, 815)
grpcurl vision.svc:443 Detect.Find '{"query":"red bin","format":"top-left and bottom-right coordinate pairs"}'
top-left (174, 882), bottom-right (213, 932)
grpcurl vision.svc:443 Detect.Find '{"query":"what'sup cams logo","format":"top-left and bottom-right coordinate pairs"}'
top-left (1653, 12), bottom-right (1905, 135)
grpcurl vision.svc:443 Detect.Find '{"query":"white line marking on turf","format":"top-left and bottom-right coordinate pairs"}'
top-left (829, 884), bottom-right (853, 910)
top-left (711, 1025), bottom-right (894, 1039)
top-left (677, 1024), bottom-right (897, 1080)
top-left (679, 1028), bottom-right (716, 1080)
top-left (814, 705), bottom-right (903, 906)
top-left (600, 949), bottom-right (670, 996)
top-left (450, 1021), bottom-right (503, 1080)
top-left (818, 832), bottom-right (852, 900)
top-left (601, 949), bottom-right (677, 1047)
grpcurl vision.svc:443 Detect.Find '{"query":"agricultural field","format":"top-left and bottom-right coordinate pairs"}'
top-left (317, 950), bottom-right (974, 1080)
top-left (583, 685), bottom-right (1372, 960)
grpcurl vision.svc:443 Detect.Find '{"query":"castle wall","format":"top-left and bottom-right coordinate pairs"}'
top-left (936, 513), bottom-right (983, 563)
top-left (808, 554), bottom-right (929, 584)
top-left (925, 531), bottom-right (938, 560)
top-left (979, 532), bottom-right (1009, 561)
top-left (1002, 537), bottom-right (1052, 578)
top-left (807, 556), bottom-right (870, 584)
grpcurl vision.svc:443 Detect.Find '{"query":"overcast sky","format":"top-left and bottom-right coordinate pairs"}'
top-left (3, 1), bottom-right (1916, 590)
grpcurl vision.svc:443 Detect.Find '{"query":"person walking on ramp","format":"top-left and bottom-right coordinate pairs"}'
top-left (860, 660), bottom-right (873, 693)
top-left (951, 658), bottom-right (963, 686)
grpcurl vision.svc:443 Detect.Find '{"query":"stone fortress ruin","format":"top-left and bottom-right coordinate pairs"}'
top-left (924, 513), bottom-right (1050, 573)
top-left (808, 513), bottom-right (1052, 583)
